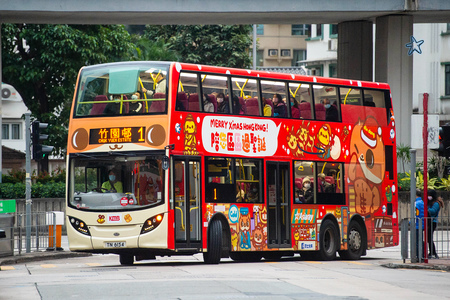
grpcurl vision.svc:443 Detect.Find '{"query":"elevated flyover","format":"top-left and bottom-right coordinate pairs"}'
top-left (1, 0), bottom-right (450, 146)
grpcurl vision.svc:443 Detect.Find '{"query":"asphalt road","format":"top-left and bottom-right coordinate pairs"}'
top-left (1, 244), bottom-right (449, 300)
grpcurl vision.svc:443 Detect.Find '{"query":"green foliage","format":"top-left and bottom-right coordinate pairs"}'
top-left (396, 143), bottom-right (411, 173)
top-left (131, 37), bottom-right (180, 62)
top-left (399, 171), bottom-right (440, 191)
top-left (0, 182), bottom-right (65, 199)
top-left (1, 24), bottom-right (136, 156)
top-left (2, 169), bottom-right (26, 184)
top-left (437, 176), bottom-right (450, 191)
top-left (144, 25), bottom-right (253, 68)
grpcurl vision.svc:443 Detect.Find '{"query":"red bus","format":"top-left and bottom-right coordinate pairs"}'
top-left (67, 61), bottom-right (399, 264)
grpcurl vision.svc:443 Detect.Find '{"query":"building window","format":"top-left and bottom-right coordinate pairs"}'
top-left (292, 50), bottom-right (306, 66)
top-left (2, 124), bottom-right (9, 139)
top-left (446, 65), bottom-right (450, 95)
top-left (281, 49), bottom-right (291, 57)
top-left (256, 49), bottom-right (264, 66)
top-left (447, 23), bottom-right (450, 32)
top-left (2, 123), bottom-right (21, 140)
top-left (292, 24), bottom-right (310, 36)
top-left (256, 24), bottom-right (264, 35)
top-left (330, 24), bottom-right (338, 37)
top-left (316, 24), bottom-right (323, 37)
top-left (329, 64), bottom-right (337, 78)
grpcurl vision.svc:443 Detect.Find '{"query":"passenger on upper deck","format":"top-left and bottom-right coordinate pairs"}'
top-left (217, 92), bottom-right (229, 113)
top-left (129, 92), bottom-right (143, 113)
top-left (324, 98), bottom-right (338, 121)
top-left (203, 94), bottom-right (214, 113)
top-left (142, 70), bottom-right (166, 96)
top-left (273, 94), bottom-right (287, 117)
top-left (262, 97), bottom-right (272, 116)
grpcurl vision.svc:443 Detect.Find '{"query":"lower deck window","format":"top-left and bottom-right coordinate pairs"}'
top-left (205, 157), bottom-right (262, 203)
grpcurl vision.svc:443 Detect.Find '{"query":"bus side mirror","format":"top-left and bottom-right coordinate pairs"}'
top-left (162, 156), bottom-right (169, 170)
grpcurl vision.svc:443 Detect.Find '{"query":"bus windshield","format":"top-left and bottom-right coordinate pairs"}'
top-left (74, 62), bottom-right (169, 117)
top-left (68, 152), bottom-right (165, 211)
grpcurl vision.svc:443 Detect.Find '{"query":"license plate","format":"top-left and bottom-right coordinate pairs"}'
top-left (104, 242), bottom-right (126, 248)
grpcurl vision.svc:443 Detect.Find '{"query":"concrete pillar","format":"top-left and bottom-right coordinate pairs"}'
top-left (375, 15), bottom-right (413, 147)
top-left (337, 20), bottom-right (373, 81)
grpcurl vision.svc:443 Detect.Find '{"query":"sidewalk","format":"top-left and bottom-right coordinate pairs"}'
top-left (0, 235), bottom-right (91, 266)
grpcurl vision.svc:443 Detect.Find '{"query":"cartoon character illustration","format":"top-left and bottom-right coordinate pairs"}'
top-left (315, 124), bottom-right (332, 159)
top-left (239, 213), bottom-right (251, 250)
top-left (385, 185), bottom-right (392, 203)
top-left (97, 214), bottom-right (105, 224)
top-left (230, 228), bottom-right (238, 251)
top-left (252, 225), bottom-right (265, 251)
top-left (183, 114), bottom-right (198, 155)
top-left (286, 127), bottom-right (304, 157)
top-left (348, 116), bottom-right (385, 215)
top-left (293, 227), bottom-right (300, 250)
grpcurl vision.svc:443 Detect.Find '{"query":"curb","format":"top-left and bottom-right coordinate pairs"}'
top-left (382, 262), bottom-right (450, 271)
top-left (0, 251), bottom-right (92, 266)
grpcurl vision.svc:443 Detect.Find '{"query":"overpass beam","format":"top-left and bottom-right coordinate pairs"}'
top-left (375, 15), bottom-right (413, 147)
top-left (337, 20), bottom-right (373, 81)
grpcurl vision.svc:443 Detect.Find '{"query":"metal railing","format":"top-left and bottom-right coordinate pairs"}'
top-left (401, 216), bottom-right (450, 263)
top-left (0, 211), bottom-right (59, 257)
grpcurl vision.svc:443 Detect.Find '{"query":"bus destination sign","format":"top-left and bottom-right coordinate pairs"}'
top-left (89, 127), bottom-right (145, 144)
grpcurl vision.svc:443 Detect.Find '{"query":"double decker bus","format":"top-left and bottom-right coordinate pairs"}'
top-left (66, 61), bottom-right (399, 265)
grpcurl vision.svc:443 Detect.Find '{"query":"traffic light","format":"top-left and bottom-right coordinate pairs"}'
top-left (437, 125), bottom-right (450, 158)
top-left (32, 121), bottom-right (54, 161)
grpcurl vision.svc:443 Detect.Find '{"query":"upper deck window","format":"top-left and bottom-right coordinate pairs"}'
top-left (75, 63), bottom-right (169, 117)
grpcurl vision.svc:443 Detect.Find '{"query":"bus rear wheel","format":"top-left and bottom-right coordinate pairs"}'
top-left (339, 221), bottom-right (365, 260)
top-left (203, 219), bottom-right (222, 264)
top-left (318, 219), bottom-right (338, 261)
top-left (119, 254), bottom-right (134, 265)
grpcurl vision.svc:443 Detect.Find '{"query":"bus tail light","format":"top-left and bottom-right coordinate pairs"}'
top-left (140, 214), bottom-right (164, 234)
top-left (68, 216), bottom-right (91, 236)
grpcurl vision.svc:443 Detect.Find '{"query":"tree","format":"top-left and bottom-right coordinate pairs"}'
top-left (1, 24), bottom-right (135, 155)
top-left (144, 25), bottom-right (253, 68)
top-left (397, 143), bottom-right (411, 173)
top-left (131, 36), bottom-right (181, 62)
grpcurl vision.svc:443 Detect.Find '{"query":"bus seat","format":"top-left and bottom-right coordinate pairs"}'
top-left (177, 91), bottom-right (188, 111)
top-left (149, 93), bottom-right (166, 112)
top-left (208, 94), bottom-right (218, 112)
top-left (299, 102), bottom-right (311, 119)
top-left (188, 93), bottom-right (200, 111)
top-left (90, 95), bottom-right (108, 115)
top-left (315, 103), bottom-right (326, 120)
top-left (245, 98), bottom-right (259, 116)
top-left (291, 106), bottom-right (300, 119)
top-left (295, 178), bottom-right (303, 190)
top-left (122, 95), bottom-right (129, 114)
top-left (238, 97), bottom-right (245, 114)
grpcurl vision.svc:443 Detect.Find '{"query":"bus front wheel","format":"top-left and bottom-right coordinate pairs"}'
top-left (119, 253), bottom-right (134, 265)
top-left (203, 219), bottom-right (222, 264)
top-left (339, 221), bottom-right (365, 260)
top-left (318, 219), bottom-right (338, 261)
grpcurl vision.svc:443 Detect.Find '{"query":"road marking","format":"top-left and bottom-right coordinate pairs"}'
top-left (86, 263), bottom-right (102, 266)
top-left (0, 266), bottom-right (15, 271)
top-left (41, 264), bottom-right (56, 268)
top-left (347, 261), bottom-right (372, 266)
top-left (305, 261), bottom-right (323, 264)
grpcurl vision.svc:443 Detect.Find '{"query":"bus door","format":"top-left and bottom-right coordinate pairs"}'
top-left (266, 162), bottom-right (291, 248)
top-left (173, 157), bottom-right (202, 249)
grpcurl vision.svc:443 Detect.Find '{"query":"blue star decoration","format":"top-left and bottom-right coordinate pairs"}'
top-left (405, 35), bottom-right (424, 56)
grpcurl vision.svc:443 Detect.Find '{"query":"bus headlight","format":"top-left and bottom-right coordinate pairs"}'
top-left (68, 216), bottom-right (91, 236)
top-left (140, 214), bottom-right (164, 234)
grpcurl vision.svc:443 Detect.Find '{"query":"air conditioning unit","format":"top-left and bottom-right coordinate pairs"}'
top-left (268, 49), bottom-right (278, 57)
top-left (328, 39), bottom-right (337, 51)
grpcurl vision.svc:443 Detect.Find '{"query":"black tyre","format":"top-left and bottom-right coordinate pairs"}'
top-left (119, 253), bottom-right (134, 265)
top-left (203, 219), bottom-right (222, 264)
top-left (339, 221), bottom-right (365, 260)
top-left (230, 252), bottom-right (262, 262)
top-left (318, 219), bottom-right (338, 261)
